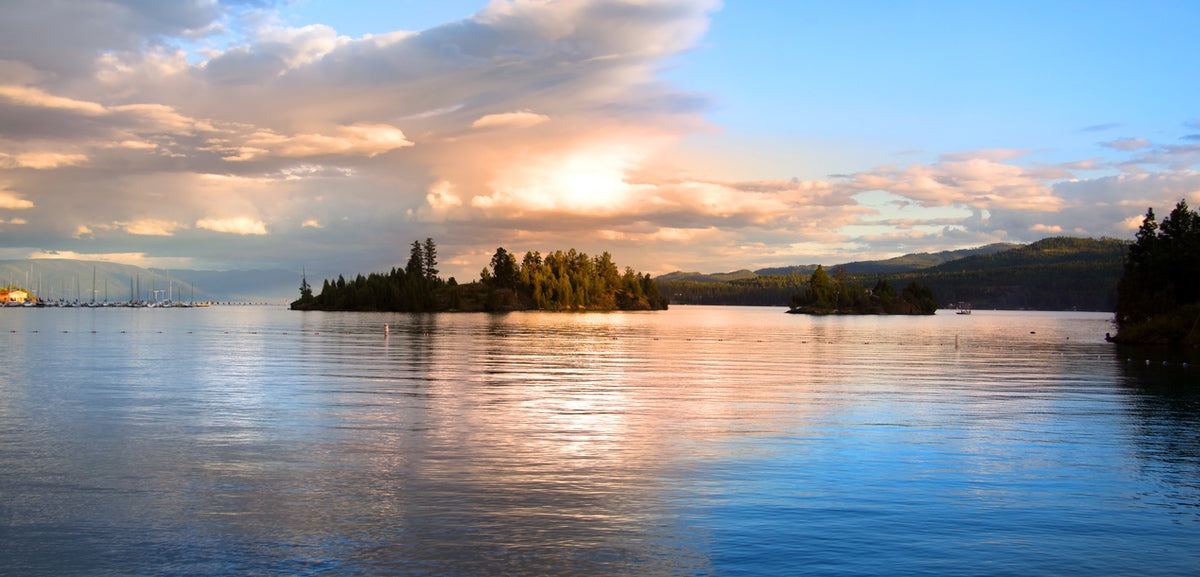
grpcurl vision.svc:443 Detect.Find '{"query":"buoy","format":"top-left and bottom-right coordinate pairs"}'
top-left (384, 324), bottom-right (389, 337)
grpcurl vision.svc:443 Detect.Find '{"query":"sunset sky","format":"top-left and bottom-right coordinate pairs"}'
top-left (1, 0), bottom-right (1198, 280)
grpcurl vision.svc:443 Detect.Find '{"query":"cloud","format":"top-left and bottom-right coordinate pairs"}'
top-left (1, 0), bottom-right (1197, 280)
top-left (0, 152), bottom-right (89, 169)
top-left (1121, 214), bottom-right (1146, 230)
top-left (847, 152), bottom-right (1067, 212)
top-left (472, 110), bottom-right (550, 130)
top-left (424, 180), bottom-right (464, 218)
top-left (0, 0), bottom-right (224, 75)
top-left (0, 191), bottom-right (35, 209)
top-left (122, 219), bottom-right (183, 236)
top-left (1100, 137), bottom-right (1151, 151)
top-left (0, 0), bottom-right (723, 278)
top-left (195, 216), bottom-right (268, 235)
top-left (0, 85), bottom-right (106, 115)
top-left (1080, 123), bottom-right (1123, 133)
top-left (224, 124), bottom-right (413, 161)
top-left (28, 250), bottom-right (193, 269)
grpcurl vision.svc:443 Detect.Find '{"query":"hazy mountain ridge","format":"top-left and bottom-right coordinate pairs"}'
top-left (0, 259), bottom-right (299, 303)
top-left (655, 269), bottom-right (758, 283)
top-left (659, 242), bottom-right (1022, 282)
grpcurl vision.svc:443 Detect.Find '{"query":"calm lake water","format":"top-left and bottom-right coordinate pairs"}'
top-left (1, 306), bottom-right (1197, 576)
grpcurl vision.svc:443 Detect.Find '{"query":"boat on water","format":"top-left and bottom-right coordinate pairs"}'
top-left (955, 302), bottom-right (972, 315)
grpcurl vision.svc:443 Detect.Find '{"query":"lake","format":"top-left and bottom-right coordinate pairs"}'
top-left (1, 306), bottom-right (1197, 576)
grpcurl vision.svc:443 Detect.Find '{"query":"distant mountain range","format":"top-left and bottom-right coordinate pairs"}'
top-left (656, 237), bottom-right (1129, 311)
top-left (658, 242), bottom-right (1021, 283)
top-left (0, 259), bottom-right (300, 303)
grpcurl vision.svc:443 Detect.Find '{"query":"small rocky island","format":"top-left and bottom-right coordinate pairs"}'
top-left (787, 265), bottom-right (938, 315)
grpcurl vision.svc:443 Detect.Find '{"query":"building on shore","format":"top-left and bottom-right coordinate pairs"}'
top-left (1, 288), bottom-right (29, 304)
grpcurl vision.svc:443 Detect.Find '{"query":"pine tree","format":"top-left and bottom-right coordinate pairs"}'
top-left (423, 237), bottom-right (439, 283)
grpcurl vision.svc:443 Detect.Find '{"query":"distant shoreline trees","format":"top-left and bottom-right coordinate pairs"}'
top-left (291, 239), bottom-right (667, 312)
top-left (1113, 200), bottom-right (1200, 347)
top-left (787, 265), bottom-right (938, 315)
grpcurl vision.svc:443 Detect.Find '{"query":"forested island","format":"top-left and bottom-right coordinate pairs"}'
top-left (787, 265), bottom-right (938, 315)
top-left (1113, 200), bottom-right (1200, 347)
top-left (291, 239), bottom-right (668, 312)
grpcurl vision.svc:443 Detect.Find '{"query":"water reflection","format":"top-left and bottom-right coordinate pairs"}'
top-left (1, 307), bottom-right (1198, 575)
top-left (1115, 352), bottom-right (1200, 522)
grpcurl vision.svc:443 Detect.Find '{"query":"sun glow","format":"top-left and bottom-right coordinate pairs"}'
top-left (476, 142), bottom-right (649, 215)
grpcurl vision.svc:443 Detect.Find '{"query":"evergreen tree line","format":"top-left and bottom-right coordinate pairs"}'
top-left (659, 274), bottom-right (809, 306)
top-left (293, 238), bottom-right (448, 312)
top-left (291, 240), bottom-right (667, 312)
top-left (1113, 200), bottom-right (1200, 346)
top-left (477, 247), bottom-right (667, 311)
top-left (787, 265), bottom-right (938, 315)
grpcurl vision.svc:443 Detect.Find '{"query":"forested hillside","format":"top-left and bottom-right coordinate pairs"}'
top-left (886, 237), bottom-right (1126, 310)
top-left (659, 237), bottom-right (1127, 311)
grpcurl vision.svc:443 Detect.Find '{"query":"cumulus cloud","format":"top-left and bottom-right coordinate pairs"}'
top-left (0, 0), bottom-right (731, 276)
top-left (847, 151), bottom-right (1068, 212)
